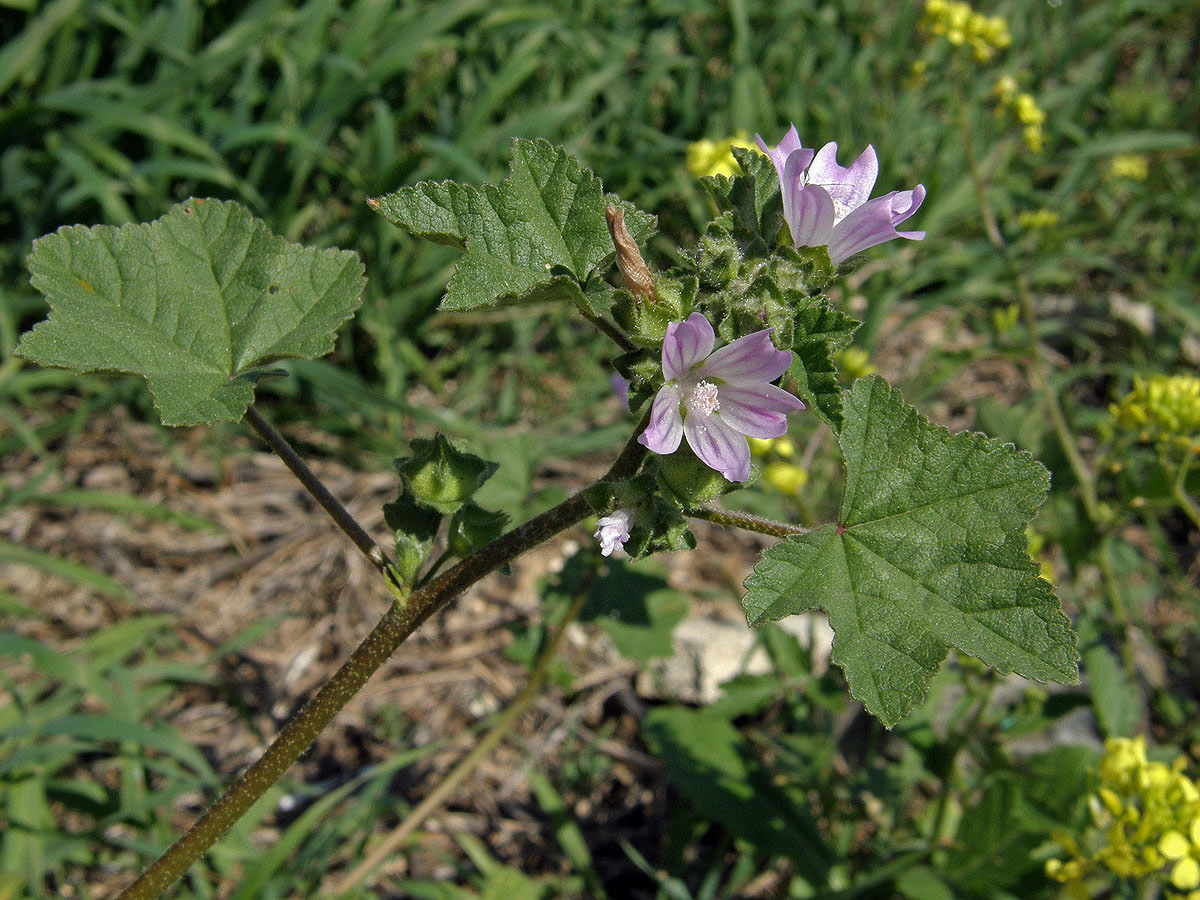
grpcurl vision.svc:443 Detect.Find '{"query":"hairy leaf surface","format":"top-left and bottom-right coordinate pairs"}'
top-left (17, 198), bottom-right (365, 426)
top-left (370, 139), bottom-right (655, 312)
top-left (743, 376), bottom-right (1078, 726)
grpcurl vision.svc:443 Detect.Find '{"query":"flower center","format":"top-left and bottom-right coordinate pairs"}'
top-left (687, 380), bottom-right (720, 417)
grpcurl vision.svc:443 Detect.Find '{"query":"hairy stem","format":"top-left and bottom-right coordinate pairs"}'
top-left (686, 505), bottom-right (809, 538)
top-left (116, 428), bottom-right (647, 900)
top-left (329, 583), bottom-right (592, 896)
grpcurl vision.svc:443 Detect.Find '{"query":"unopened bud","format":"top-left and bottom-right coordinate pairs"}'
top-left (606, 206), bottom-right (658, 303)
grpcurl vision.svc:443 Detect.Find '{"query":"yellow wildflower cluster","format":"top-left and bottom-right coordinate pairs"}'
top-left (748, 437), bottom-right (808, 496)
top-left (1109, 154), bottom-right (1150, 182)
top-left (686, 131), bottom-right (757, 179)
top-left (1018, 209), bottom-right (1060, 230)
top-left (1110, 374), bottom-right (1200, 456)
top-left (1047, 737), bottom-right (1200, 898)
top-left (835, 346), bottom-right (876, 380)
top-left (921, 0), bottom-right (1011, 62)
top-left (993, 76), bottom-right (1047, 153)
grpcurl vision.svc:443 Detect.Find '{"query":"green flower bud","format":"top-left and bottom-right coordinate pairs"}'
top-left (391, 532), bottom-right (429, 587)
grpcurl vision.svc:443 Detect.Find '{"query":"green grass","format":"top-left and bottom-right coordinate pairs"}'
top-left (2, 0), bottom-right (1198, 896)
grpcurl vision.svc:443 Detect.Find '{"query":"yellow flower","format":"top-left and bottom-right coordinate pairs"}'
top-left (763, 462), bottom-right (808, 496)
top-left (836, 346), bottom-right (876, 379)
top-left (1109, 153), bottom-right (1149, 182)
top-left (992, 75), bottom-right (1019, 102)
top-left (1110, 374), bottom-right (1200, 455)
top-left (686, 131), bottom-right (758, 178)
top-left (921, 0), bottom-right (1010, 61)
top-left (1014, 93), bottom-right (1045, 126)
top-left (1048, 736), bottom-right (1200, 895)
top-left (1017, 209), bottom-right (1059, 230)
top-left (748, 437), bottom-right (776, 457)
top-left (989, 81), bottom-right (1047, 154)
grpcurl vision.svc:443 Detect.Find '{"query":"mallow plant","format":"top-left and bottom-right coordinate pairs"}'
top-left (15, 126), bottom-right (1079, 898)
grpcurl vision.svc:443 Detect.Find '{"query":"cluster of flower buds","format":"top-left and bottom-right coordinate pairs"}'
top-left (1047, 736), bottom-right (1200, 897)
top-left (922, 0), bottom-right (1011, 62)
top-left (1017, 209), bottom-right (1060, 231)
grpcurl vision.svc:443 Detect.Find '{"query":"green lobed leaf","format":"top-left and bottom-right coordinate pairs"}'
top-left (16, 198), bottom-right (365, 426)
top-left (743, 376), bottom-right (1078, 727)
top-left (701, 145), bottom-right (784, 246)
top-left (788, 295), bottom-right (859, 433)
top-left (370, 138), bottom-right (655, 312)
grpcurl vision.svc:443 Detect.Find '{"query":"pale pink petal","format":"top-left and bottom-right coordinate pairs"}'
top-left (610, 372), bottom-right (630, 411)
top-left (638, 384), bottom-right (684, 454)
top-left (718, 384), bottom-right (806, 437)
top-left (806, 143), bottom-right (879, 224)
top-left (755, 124), bottom-right (810, 184)
top-left (683, 414), bottom-right (752, 483)
top-left (698, 329), bottom-right (793, 385)
top-left (783, 169), bottom-right (836, 250)
top-left (595, 508), bottom-right (634, 556)
top-left (721, 383), bottom-right (807, 414)
top-left (714, 407), bottom-right (788, 440)
top-left (827, 185), bottom-right (926, 264)
top-left (662, 313), bottom-right (715, 380)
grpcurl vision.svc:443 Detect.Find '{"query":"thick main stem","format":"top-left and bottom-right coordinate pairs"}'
top-left (117, 429), bottom-right (647, 900)
top-left (329, 584), bottom-right (592, 895)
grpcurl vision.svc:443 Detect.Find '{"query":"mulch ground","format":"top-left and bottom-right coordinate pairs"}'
top-left (0, 399), bottom-right (775, 898)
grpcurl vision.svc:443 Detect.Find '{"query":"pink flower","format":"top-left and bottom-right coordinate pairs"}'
top-left (755, 125), bottom-right (926, 265)
top-left (595, 508), bottom-right (634, 556)
top-left (638, 313), bottom-right (804, 483)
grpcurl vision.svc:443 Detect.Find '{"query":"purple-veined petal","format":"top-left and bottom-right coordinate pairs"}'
top-left (714, 405), bottom-right (789, 440)
top-left (806, 143), bottom-right (879, 225)
top-left (720, 383), bottom-right (807, 416)
top-left (698, 329), bottom-right (793, 385)
top-left (683, 413), bottom-right (752, 483)
top-left (782, 168), bottom-right (836, 250)
top-left (755, 124), bottom-right (810, 184)
top-left (638, 384), bottom-right (684, 454)
top-left (827, 184), bottom-right (927, 264)
top-left (662, 313), bottom-right (715, 380)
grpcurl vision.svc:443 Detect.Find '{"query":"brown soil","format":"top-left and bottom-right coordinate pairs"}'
top-left (0, 401), bottom-right (769, 898)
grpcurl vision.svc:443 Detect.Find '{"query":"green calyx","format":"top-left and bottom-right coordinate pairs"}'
top-left (583, 475), bottom-right (696, 559)
top-left (448, 503), bottom-right (510, 557)
top-left (394, 434), bottom-right (498, 516)
top-left (654, 447), bottom-right (739, 506)
top-left (612, 275), bottom-right (697, 349)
